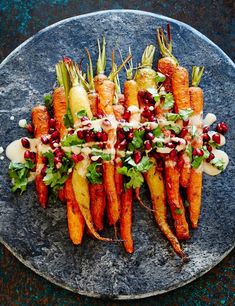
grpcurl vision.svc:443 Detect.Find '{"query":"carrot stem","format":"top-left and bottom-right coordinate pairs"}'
top-left (97, 36), bottom-right (106, 75)
top-left (192, 66), bottom-right (204, 87)
top-left (157, 27), bottom-right (178, 65)
top-left (140, 45), bottom-right (156, 68)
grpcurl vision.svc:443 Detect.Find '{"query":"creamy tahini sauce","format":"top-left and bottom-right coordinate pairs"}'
top-left (6, 138), bottom-right (38, 163)
top-left (203, 113), bottom-right (217, 126)
top-left (203, 149), bottom-right (229, 176)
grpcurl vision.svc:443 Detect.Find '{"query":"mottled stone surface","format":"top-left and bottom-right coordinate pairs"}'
top-left (0, 10), bottom-right (234, 300)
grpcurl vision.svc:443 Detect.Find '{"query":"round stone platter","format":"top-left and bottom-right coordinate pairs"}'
top-left (0, 10), bottom-right (234, 300)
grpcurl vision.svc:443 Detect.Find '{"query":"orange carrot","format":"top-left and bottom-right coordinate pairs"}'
top-left (32, 105), bottom-right (50, 208)
top-left (52, 87), bottom-right (67, 138)
top-left (89, 183), bottom-right (106, 231)
top-left (64, 175), bottom-right (85, 244)
top-left (187, 66), bottom-right (204, 228)
top-left (120, 188), bottom-right (134, 254)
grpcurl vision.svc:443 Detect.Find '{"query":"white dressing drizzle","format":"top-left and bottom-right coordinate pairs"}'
top-left (203, 149), bottom-right (229, 176)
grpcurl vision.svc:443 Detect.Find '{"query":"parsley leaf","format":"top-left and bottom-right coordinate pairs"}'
top-left (91, 149), bottom-right (111, 161)
top-left (175, 208), bottom-right (182, 215)
top-left (127, 156), bottom-right (153, 173)
top-left (178, 108), bottom-right (193, 121)
top-left (165, 125), bottom-right (181, 134)
top-left (131, 129), bottom-right (145, 150)
top-left (61, 134), bottom-right (85, 147)
top-left (165, 113), bottom-right (180, 122)
top-left (147, 88), bottom-right (160, 105)
top-left (201, 146), bottom-right (210, 159)
top-left (76, 110), bottom-right (88, 118)
top-left (9, 160), bottom-right (35, 194)
top-left (118, 167), bottom-right (144, 189)
top-left (211, 158), bottom-right (225, 171)
top-left (191, 155), bottom-right (203, 169)
top-left (156, 72), bottom-right (166, 84)
top-left (152, 126), bottom-right (163, 138)
top-left (185, 145), bottom-right (193, 162)
top-left (86, 162), bottom-right (102, 184)
top-left (162, 93), bottom-right (174, 110)
top-left (44, 94), bottom-right (53, 109)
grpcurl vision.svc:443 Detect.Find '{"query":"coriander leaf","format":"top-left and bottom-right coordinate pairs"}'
top-left (191, 155), bottom-right (203, 169)
top-left (152, 126), bottom-right (163, 138)
top-left (42, 151), bottom-right (54, 167)
top-left (91, 149), bottom-right (111, 161)
top-left (118, 167), bottom-right (144, 189)
top-left (191, 125), bottom-right (198, 139)
top-left (156, 72), bottom-right (166, 84)
top-left (131, 129), bottom-right (145, 150)
top-left (123, 126), bottom-right (130, 132)
top-left (162, 93), bottom-right (174, 110)
top-left (202, 146), bottom-right (210, 159)
top-left (44, 94), bottom-right (53, 109)
top-left (165, 125), bottom-right (181, 134)
top-left (211, 158), bottom-right (225, 171)
top-left (76, 109), bottom-right (88, 118)
top-left (86, 162), bottom-right (102, 184)
top-left (185, 145), bottom-right (193, 162)
top-left (61, 134), bottom-right (85, 146)
top-left (178, 108), bottom-right (193, 121)
top-left (175, 208), bottom-right (182, 215)
top-left (184, 200), bottom-right (190, 207)
top-left (165, 113), bottom-right (180, 122)
top-left (147, 88), bottom-right (158, 96)
top-left (127, 156), bottom-right (153, 173)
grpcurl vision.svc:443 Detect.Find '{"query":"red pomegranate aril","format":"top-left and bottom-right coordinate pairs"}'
top-left (81, 116), bottom-right (89, 122)
top-left (138, 90), bottom-right (145, 98)
top-left (145, 132), bottom-right (154, 141)
top-left (203, 126), bottom-right (210, 133)
top-left (179, 128), bottom-right (188, 138)
top-left (216, 121), bottom-right (228, 134)
top-left (49, 118), bottom-right (56, 128)
top-left (50, 140), bottom-right (59, 149)
top-left (169, 149), bottom-right (177, 159)
top-left (146, 91), bottom-right (153, 101)
top-left (24, 150), bottom-right (31, 159)
top-left (103, 119), bottom-right (111, 126)
top-left (42, 156), bottom-right (48, 164)
top-left (202, 133), bottom-right (210, 142)
top-left (142, 110), bottom-right (152, 118)
top-left (117, 130), bottom-right (125, 140)
top-left (49, 127), bottom-right (55, 134)
top-left (31, 166), bottom-right (36, 172)
top-left (133, 151), bottom-right (142, 164)
top-left (127, 132), bottom-right (134, 140)
top-left (95, 131), bottom-right (102, 141)
top-left (212, 133), bottom-right (221, 144)
top-left (85, 133), bottom-right (92, 142)
top-left (207, 145), bottom-right (212, 152)
top-left (123, 110), bottom-right (131, 121)
top-left (149, 115), bottom-right (156, 122)
top-left (72, 153), bottom-right (84, 163)
top-left (145, 126), bottom-right (151, 132)
top-left (118, 139), bottom-right (127, 150)
top-left (143, 98), bottom-right (149, 105)
top-left (145, 140), bottom-right (152, 150)
top-left (54, 148), bottom-right (64, 157)
top-left (26, 123), bottom-right (34, 134)
top-left (68, 129), bottom-right (75, 135)
top-left (183, 119), bottom-right (189, 127)
top-left (21, 137), bottom-right (30, 148)
top-left (41, 135), bottom-right (49, 144)
top-left (54, 156), bottom-right (62, 164)
top-left (51, 130), bottom-right (60, 140)
top-left (193, 148), bottom-right (204, 156)
top-left (166, 142), bottom-right (175, 148)
top-left (77, 130), bottom-right (84, 139)
top-left (177, 159), bottom-right (184, 169)
top-left (98, 143), bottom-right (104, 149)
top-left (207, 152), bottom-right (215, 162)
top-left (101, 132), bottom-right (108, 142)
top-left (41, 165), bottom-right (47, 177)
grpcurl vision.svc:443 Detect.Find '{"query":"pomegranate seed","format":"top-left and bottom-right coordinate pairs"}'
top-left (207, 152), bottom-right (215, 162)
top-left (169, 149), bottom-right (177, 159)
top-left (30, 152), bottom-right (36, 159)
top-left (143, 98), bottom-right (149, 104)
top-left (41, 135), bottom-right (49, 144)
top-left (145, 126), bottom-right (151, 132)
top-left (127, 132), bottom-right (134, 140)
top-left (31, 166), bottom-right (36, 172)
top-left (149, 115), bottom-right (156, 122)
top-left (72, 153), bottom-right (84, 163)
top-left (41, 165), bottom-right (47, 177)
top-left (193, 148), bottom-right (204, 156)
top-left (166, 142), bottom-right (175, 148)
top-left (183, 119), bottom-right (189, 127)
top-left (133, 151), bottom-right (142, 164)
top-left (50, 140), bottom-right (59, 149)
top-left (68, 129), bottom-right (75, 135)
top-left (49, 118), bottom-right (56, 128)
top-left (51, 130), bottom-right (60, 140)
top-left (85, 133), bottom-right (92, 142)
top-left (138, 90), bottom-right (145, 98)
top-left (26, 123), bottom-right (34, 134)
top-left (81, 116), bottom-right (89, 122)
top-left (49, 127), bottom-right (55, 134)
top-left (95, 131), bottom-right (102, 141)
top-left (103, 119), bottom-right (111, 126)
top-left (142, 110), bottom-right (152, 118)
top-left (77, 130), bottom-right (84, 139)
top-left (145, 140), bottom-right (152, 150)
top-left (202, 133), bottom-right (210, 142)
top-left (24, 150), bottom-right (31, 159)
top-left (146, 91), bottom-right (153, 101)
top-left (138, 127), bottom-right (145, 132)
top-left (123, 110), bottom-right (131, 121)
top-left (212, 133), bottom-right (221, 144)
top-left (145, 132), bottom-right (154, 141)
top-left (207, 145), bottom-right (212, 152)
top-left (157, 167), bottom-right (164, 172)
top-left (117, 130), bottom-right (125, 140)
top-left (177, 159), bottom-right (184, 169)
top-left (216, 122), bottom-right (228, 134)
top-left (54, 156), bottom-right (62, 164)
top-left (101, 132), bottom-right (108, 142)
top-left (203, 126), bottom-right (210, 133)
top-left (21, 137), bottom-right (30, 148)
top-left (118, 139), bottom-right (127, 150)
top-left (54, 149), bottom-right (64, 159)
top-left (98, 143), bottom-right (104, 149)
top-left (179, 128), bottom-right (188, 138)
top-left (42, 156), bottom-right (48, 164)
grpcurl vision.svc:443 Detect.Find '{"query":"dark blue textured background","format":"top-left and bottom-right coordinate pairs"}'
top-left (0, 1), bottom-right (234, 305)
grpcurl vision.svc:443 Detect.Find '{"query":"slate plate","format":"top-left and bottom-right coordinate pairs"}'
top-left (0, 10), bottom-right (234, 300)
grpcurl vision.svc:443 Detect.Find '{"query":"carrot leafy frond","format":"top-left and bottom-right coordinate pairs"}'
top-left (141, 45), bottom-right (156, 68)
top-left (157, 26), bottom-right (178, 65)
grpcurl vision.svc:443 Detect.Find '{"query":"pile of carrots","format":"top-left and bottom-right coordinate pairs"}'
top-left (19, 26), bottom-right (210, 260)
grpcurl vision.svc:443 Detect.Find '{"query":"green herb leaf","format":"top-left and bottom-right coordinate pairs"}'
top-left (191, 155), bottom-right (203, 169)
top-left (211, 158), bottom-right (225, 171)
top-left (61, 134), bottom-right (85, 147)
top-left (184, 200), bottom-right (190, 207)
top-left (191, 125), bottom-right (198, 139)
top-left (165, 113), bottom-right (180, 122)
top-left (165, 125), bottom-right (181, 134)
top-left (152, 126), bottom-right (163, 138)
top-left (175, 208), bottom-right (182, 215)
top-left (63, 114), bottom-right (72, 128)
top-left (91, 149), bottom-right (111, 161)
top-left (118, 167), bottom-right (144, 189)
top-left (162, 93), bottom-right (174, 110)
top-left (9, 160), bottom-right (35, 194)
top-left (86, 162), bottom-right (102, 184)
top-left (178, 108), bottom-right (193, 121)
top-left (123, 126), bottom-right (130, 132)
top-left (76, 110), bottom-right (88, 119)
top-left (202, 146), bottom-right (210, 159)
top-left (127, 156), bottom-right (153, 173)
top-left (44, 94), bottom-right (53, 109)
top-left (131, 129), bottom-right (145, 150)
top-left (156, 72), bottom-right (166, 84)
top-left (185, 145), bottom-right (193, 162)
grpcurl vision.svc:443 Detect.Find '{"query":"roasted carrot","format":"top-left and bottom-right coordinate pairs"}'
top-left (120, 188), bottom-right (134, 254)
top-left (187, 66), bottom-right (204, 228)
top-left (89, 183), bottom-right (106, 231)
top-left (145, 158), bottom-right (186, 258)
top-left (32, 105), bottom-right (50, 208)
top-left (65, 174), bottom-right (85, 244)
top-left (53, 86), bottom-right (67, 138)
